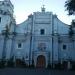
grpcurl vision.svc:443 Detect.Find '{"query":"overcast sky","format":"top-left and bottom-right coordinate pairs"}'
top-left (3, 0), bottom-right (75, 24)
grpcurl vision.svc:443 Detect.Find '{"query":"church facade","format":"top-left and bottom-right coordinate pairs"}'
top-left (0, 0), bottom-right (75, 68)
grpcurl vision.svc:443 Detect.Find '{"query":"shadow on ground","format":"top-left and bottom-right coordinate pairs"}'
top-left (0, 68), bottom-right (75, 75)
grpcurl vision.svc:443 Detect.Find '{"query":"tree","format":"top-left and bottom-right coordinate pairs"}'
top-left (65, 0), bottom-right (75, 15)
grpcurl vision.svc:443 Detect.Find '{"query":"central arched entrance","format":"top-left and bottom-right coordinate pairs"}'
top-left (36, 55), bottom-right (46, 68)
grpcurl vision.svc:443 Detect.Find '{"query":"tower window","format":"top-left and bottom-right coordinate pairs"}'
top-left (63, 45), bottom-right (67, 50)
top-left (17, 43), bottom-right (22, 49)
top-left (0, 17), bottom-right (1, 23)
top-left (40, 29), bottom-right (45, 35)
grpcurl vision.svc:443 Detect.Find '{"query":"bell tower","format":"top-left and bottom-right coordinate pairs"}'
top-left (0, 0), bottom-right (14, 33)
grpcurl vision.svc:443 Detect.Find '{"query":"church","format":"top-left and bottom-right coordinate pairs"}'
top-left (0, 0), bottom-right (75, 68)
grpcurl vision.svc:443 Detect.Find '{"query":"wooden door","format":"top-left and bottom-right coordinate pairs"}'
top-left (36, 55), bottom-right (46, 68)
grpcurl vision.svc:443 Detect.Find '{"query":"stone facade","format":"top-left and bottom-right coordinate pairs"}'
top-left (0, 0), bottom-right (75, 68)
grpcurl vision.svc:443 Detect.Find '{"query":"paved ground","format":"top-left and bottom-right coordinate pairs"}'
top-left (0, 68), bottom-right (75, 75)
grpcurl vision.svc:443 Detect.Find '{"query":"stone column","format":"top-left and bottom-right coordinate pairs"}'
top-left (53, 63), bottom-right (55, 68)
top-left (67, 61), bottom-right (71, 70)
top-left (61, 60), bottom-right (63, 64)
top-left (60, 60), bottom-right (63, 69)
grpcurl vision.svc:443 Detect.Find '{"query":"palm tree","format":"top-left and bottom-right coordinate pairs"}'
top-left (65, 0), bottom-right (75, 15)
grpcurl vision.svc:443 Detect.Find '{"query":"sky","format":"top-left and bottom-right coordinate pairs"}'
top-left (2, 0), bottom-right (75, 24)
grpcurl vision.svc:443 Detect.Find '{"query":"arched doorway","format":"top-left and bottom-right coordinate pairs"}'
top-left (36, 55), bottom-right (46, 68)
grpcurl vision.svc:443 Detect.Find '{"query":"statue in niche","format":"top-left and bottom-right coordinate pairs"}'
top-left (38, 43), bottom-right (46, 51)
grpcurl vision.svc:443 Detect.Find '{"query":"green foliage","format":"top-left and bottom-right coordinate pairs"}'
top-left (65, 0), bottom-right (75, 15)
top-left (2, 25), bottom-right (10, 37)
top-left (69, 26), bottom-right (74, 36)
top-left (71, 20), bottom-right (75, 27)
top-left (15, 59), bottom-right (27, 68)
top-left (69, 20), bottom-right (75, 37)
top-left (7, 57), bottom-right (14, 67)
top-left (0, 60), bottom-right (5, 68)
top-left (12, 32), bottom-right (17, 36)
